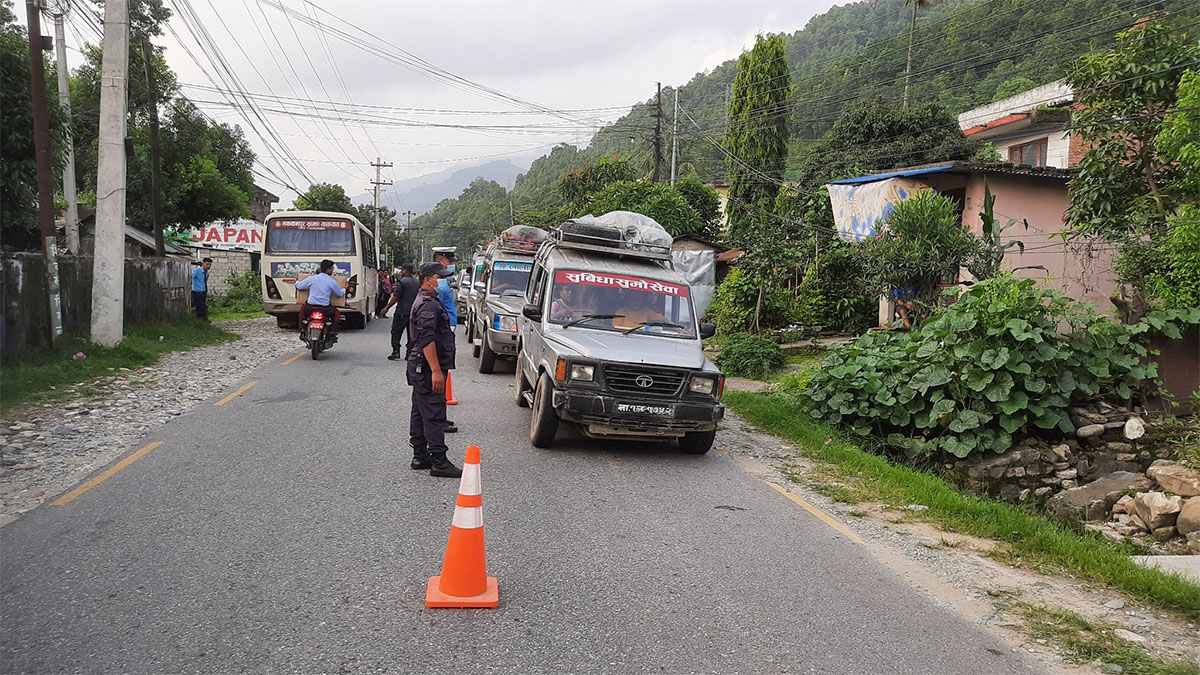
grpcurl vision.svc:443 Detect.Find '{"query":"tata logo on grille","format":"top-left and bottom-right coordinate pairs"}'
top-left (635, 375), bottom-right (655, 388)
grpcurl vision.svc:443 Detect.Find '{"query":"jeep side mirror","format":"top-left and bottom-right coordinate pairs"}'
top-left (700, 323), bottom-right (716, 339)
top-left (522, 303), bottom-right (542, 321)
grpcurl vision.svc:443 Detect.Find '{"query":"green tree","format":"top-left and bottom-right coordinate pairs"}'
top-left (294, 182), bottom-right (356, 214)
top-left (1, 0), bottom-right (69, 250)
top-left (557, 156), bottom-right (639, 206)
top-left (170, 156), bottom-right (249, 227)
top-left (1065, 19), bottom-right (1199, 314)
top-left (726, 33), bottom-right (790, 241)
top-left (673, 174), bottom-right (723, 238)
top-left (582, 181), bottom-right (704, 237)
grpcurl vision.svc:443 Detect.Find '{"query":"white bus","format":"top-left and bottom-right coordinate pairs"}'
top-left (260, 210), bottom-right (379, 329)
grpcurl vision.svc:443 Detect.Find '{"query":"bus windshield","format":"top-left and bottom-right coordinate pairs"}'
top-left (266, 218), bottom-right (355, 253)
top-left (547, 270), bottom-right (695, 338)
top-left (488, 260), bottom-right (533, 297)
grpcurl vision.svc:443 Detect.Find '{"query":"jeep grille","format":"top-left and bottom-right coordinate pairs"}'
top-left (603, 365), bottom-right (684, 397)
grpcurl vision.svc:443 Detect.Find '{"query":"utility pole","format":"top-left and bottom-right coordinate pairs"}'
top-left (91, 0), bottom-right (129, 347)
top-left (509, 199), bottom-right (515, 228)
top-left (652, 82), bottom-right (663, 182)
top-left (51, 5), bottom-right (79, 254)
top-left (370, 157), bottom-right (392, 259)
top-left (402, 210), bottom-right (417, 261)
top-left (26, 0), bottom-right (63, 344)
top-left (670, 87), bottom-right (679, 186)
top-left (141, 37), bottom-right (163, 256)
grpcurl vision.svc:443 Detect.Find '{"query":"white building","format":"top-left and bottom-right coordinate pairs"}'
top-left (958, 81), bottom-right (1079, 169)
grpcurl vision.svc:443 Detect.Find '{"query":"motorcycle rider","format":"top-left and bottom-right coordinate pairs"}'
top-left (296, 259), bottom-right (346, 332)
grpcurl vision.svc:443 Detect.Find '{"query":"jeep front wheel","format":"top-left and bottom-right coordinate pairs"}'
top-left (529, 373), bottom-right (559, 448)
top-left (679, 429), bottom-right (716, 454)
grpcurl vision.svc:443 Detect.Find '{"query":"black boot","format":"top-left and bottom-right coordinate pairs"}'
top-left (410, 445), bottom-right (432, 470)
top-left (429, 451), bottom-right (462, 478)
top-left (444, 419), bottom-right (459, 433)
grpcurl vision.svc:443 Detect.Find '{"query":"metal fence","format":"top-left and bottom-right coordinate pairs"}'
top-left (0, 254), bottom-right (191, 355)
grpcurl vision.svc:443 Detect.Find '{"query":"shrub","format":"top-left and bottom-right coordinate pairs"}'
top-left (709, 268), bottom-right (794, 333)
top-left (210, 268), bottom-right (262, 314)
top-left (798, 276), bottom-right (1200, 459)
top-left (715, 333), bottom-right (787, 379)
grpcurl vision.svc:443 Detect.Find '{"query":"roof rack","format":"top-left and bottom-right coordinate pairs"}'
top-left (497, 225), bottom-right (548, 253)
top-left (549, 211), bottom-right (673, 261)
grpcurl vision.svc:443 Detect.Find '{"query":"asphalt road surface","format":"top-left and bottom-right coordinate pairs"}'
top-left (0, 319), bottom-right (1044, 674)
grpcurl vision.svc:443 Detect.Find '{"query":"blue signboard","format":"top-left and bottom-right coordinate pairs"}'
top-left (493, 261), bottom-right (532, 272)
top-left (270, 261), bottom-right (351, 279)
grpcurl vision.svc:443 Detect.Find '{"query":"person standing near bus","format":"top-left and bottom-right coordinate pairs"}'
top-left (406, 262), bottom-right (462, 478)
top-left (296, 259), bottom-right (347, 334)
top-left (191, 258), bottom-right (212, 322)
top-left (378, 263), bottom-right (420, 360)
top-left (431, 247), bottom-right (458, 326)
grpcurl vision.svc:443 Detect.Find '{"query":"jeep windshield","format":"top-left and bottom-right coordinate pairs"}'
top-left (488, 260), bottom-right (533, 297)
top-left (547, 270), bottom-right (695, 338)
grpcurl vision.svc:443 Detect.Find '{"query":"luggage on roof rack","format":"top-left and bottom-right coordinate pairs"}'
top-left (497, 225), bottom-right (548, 253)
top-left (551, 211), bottom-right (673, 260)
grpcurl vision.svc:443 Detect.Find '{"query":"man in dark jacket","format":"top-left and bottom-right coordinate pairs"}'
top-left (405, 262), bottom-right (462, 478)
top-left (378, 264), bottom-right (420, 360)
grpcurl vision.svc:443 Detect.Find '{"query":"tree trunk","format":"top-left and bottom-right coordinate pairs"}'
top-left (904, 2), bottom-right (917, 110)
top-left (753, 282), bottom-right (764, 333)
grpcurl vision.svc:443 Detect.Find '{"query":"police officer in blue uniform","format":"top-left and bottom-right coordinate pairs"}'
top-left (406, 262), bottom-right (462, 478)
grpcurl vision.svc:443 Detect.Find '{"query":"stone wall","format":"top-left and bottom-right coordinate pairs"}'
top-left (190, 249), bottom-right (258, 296)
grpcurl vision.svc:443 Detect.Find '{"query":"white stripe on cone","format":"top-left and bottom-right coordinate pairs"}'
top-left (452, 505), bottom-right (483, 529)
top-left (459, 464), bottom-right (481, 496)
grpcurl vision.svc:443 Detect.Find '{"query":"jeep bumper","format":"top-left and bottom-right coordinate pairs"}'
top-left (551, 390), bottom-right (723, 438)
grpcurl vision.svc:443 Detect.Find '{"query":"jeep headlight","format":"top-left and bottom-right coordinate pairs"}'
top-left (493, 314), bottom-right (518, 332)
top-left (690, 376), bottom-right (716, 395)
top-left (570, 364), bottom-right (594, 382)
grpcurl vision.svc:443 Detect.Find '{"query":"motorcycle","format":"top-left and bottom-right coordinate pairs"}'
top-left (300, 308), bottom-right (338, 360)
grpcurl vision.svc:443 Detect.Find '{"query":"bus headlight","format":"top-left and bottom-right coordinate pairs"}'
top-left (493, 314), bottom-right (518, 332)
top-left (570, 364), bottom-right (594, 382)
top-left (690, 376), bottom-right (716, 395)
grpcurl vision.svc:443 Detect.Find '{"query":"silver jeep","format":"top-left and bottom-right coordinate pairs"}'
top-left (513, 212), bottom-right (724, 454)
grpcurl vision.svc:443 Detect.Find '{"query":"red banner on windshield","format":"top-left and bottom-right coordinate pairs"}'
top-left (556, 270), bottom-right (688, 297)
top-left (270, 219), bottom-right (351, 230)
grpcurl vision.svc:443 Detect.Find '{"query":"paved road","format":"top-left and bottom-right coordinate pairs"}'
top-left (1, 320), bottom-right (1043, 674)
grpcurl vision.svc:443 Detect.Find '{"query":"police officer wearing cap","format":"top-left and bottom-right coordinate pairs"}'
top-left (406, 261), bottom-right (462, 478)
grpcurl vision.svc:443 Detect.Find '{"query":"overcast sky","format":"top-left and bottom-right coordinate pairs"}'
top-left (46, 0), bottom-right (842, 207)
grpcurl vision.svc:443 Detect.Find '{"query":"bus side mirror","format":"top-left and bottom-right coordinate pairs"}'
top-left (522, 304), bottom-right (542, 321)
top-left (700, 323), bottom-right (716, 339)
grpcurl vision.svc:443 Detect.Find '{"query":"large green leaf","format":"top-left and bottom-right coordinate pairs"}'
top-left (965, 369), bottom-right (994, 392)
top-left (984, 371), bottom-right (1016, 402)
top-left (948, 409), bottom-right (990, 432)
top-left (998, 390), bottom-right (1030, 414)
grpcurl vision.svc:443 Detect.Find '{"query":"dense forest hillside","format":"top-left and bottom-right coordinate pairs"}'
top-left (409, 0), bottom-right (1199, 257)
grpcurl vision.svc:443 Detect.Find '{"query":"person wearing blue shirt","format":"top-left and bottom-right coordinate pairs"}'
top-left (191, 257), bottom-right (212, 321)
top-left (432, 248), bottom-right (457, 326)
top-left (296, 259), bottom-right (347, 332)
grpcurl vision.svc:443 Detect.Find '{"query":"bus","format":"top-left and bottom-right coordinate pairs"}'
top-left (260, 210), bottom-right (379, 329)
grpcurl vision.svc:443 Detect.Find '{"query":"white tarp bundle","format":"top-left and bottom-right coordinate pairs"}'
top-left (567, 211), bottom-right (673, 252)
top-left (827, 178), bottom-right (931, 242)
top-left (671, 249), bottom-right (716, 319)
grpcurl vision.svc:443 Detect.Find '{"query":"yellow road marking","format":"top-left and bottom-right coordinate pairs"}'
top-left (765, 481), bottom-right (864, 544)
top-left (282, 352), bottom-right (305, 366)
top-left (214, 381), bottom-right (257, 407)
top-left (52, 442), bottom-right (163, 506)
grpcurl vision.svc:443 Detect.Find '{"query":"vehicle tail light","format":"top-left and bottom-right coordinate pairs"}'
top-left (264, 275), bottom-right (282, 300)
top-left (555, 358), bottom-right (567, 383)
top-left (311, 311), bottom-right (325, 321)
top-left (346, 274), bottom-right (358, 298)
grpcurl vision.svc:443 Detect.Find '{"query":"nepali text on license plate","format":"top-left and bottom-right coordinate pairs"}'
top-left (616, 403), bottom-right (673, 416)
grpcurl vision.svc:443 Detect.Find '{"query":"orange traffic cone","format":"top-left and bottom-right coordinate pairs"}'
top-left (425, 445), bottom-right (498, 608)
top-left (445, 370), bottom-right (459, 405)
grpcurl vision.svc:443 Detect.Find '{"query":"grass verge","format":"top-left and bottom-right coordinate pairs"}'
top-left (1016, 603), bottom-right (1198, 675)
top-left (724, 390), bottom-right (1200, 621)
top-left (209, 298), bottom-right (268, 322)
top-left (1, 319), bottom-right (236, 412)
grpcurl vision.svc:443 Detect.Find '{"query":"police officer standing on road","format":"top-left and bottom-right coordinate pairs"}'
top-left (406, 262), bottom-right (462, 478)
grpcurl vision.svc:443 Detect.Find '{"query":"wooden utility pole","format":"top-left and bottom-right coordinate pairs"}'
top-left (51, 6), bottom-right (79, 254)
top-left (26, 0), bottom-right (63, 343)
top-left (670, 87), bottom-right (679, 186)
top-left (141, 37), bottom-right (163, 256)
top-left (91, 0), bottom-right (130, 347)
top-left (652, 82), bottom-right (663, 182)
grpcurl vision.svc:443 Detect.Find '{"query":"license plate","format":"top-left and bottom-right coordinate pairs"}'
top-left (616, 403), bottom-right (673, 416)
top-left (310, 323), bottom-right (324, 330)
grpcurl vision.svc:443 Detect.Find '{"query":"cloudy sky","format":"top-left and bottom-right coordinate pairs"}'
top-left (49, 0), bottom-right (841, 206)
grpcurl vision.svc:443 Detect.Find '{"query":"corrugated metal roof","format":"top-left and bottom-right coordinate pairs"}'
top-left (125, 225), bottom-right (189, 255)
top-left (828, 165), bottom-right (956, 184)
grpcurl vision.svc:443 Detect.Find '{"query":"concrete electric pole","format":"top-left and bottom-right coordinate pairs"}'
top-left (51, 4), bottom-right (79, 254)
top-left (670, 87), bottom-right (679, 186)
top-left (652, 82), bottom-right (663, 182)
top-left (26, 0), bottom-right (63, 343)
top-left (90, 0), bottom-right (129, 347)
top-left (141, 37), bottom-right (163, 257)
top-left (370, 157), bottom-right (393, 262)
top-left (402, 210), bottom-right (417, 261)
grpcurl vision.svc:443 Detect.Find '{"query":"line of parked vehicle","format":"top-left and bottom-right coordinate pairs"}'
top-left (455, 212), bottom-right (725, 454)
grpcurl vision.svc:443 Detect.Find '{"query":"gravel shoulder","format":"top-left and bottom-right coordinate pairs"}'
top-left (0, 318), bottom-right (297, 526)
top-left (717, 412), bottom-right (1200, 674)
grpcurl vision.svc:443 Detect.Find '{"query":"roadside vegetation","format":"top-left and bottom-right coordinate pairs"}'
top-left (208, 269), bottom-right (267, 322)
top-left (1015, 603), bottom-right (1199, 675)
top-left (0, 319), bottom-right (235, 412)
top-left (724, 391), bottom-right (1200, 620)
